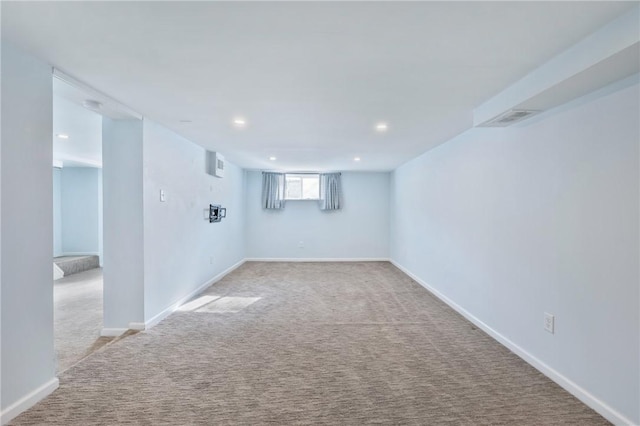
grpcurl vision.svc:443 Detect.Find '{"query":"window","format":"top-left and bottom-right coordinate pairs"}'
top-left (285, 173), bottom-right (320, 200)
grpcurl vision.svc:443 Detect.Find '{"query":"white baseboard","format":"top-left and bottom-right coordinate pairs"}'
top-left (245, 257), bottom-right (390, 262)
top-left (53, 263), bottom-right (64, 280)
top-left (100, 327), bottom-right (129, 337)
top-left (60, 252), bottom-right (100, 257)
top-left (100, 259), bottom-right (246, 336)
top-left (0, 377), bottom-right (59, 425)
top-left (101, 323), bottom-right (144, 336)
top-left (143, 258), bottom-right (247, 329)
top-left (389, 260), bottom-right (634, 426)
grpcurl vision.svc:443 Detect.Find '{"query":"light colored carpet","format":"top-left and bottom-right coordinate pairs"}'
top-left (54, 255), bottom-right (100, 276)
top-left (14, 262), bottom-right (607, 425)
top-left (54, 268), bottom-right (106, 373)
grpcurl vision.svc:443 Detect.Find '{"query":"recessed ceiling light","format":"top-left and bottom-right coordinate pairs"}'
top-left (56, 133), bottom-right (69, 139)
top-left (82, 100), bottom-right (102, 110)
top-left (269, 156), bottom-right (277, 161)
top-left (233, 118), bottom-right (246, 127)
top-left (179, 119), bottom-right (192, 124)
top-left (354, 157), bottom-right (361, 162)
top-left (375, 122), bottom-right (388, 132)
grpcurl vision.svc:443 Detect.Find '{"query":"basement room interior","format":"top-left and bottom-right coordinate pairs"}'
top-left (1, 2), bottom-right (638, 425)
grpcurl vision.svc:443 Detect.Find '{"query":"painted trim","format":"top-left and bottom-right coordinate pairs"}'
top-left (389, 259), bottom-right (634, 426)
top-left (143, 258), bottom-right (247, 329)
top-left (100, 260), bottom-right (247, 336)
top-left (53, 263), bottom-right (64, 281)
top-left (59, 252), bottom-right (100, 257)
top-left (245, 258), bottom-right (390, 262)
top-left (128, 322), bottom-right (146, 331)
top-left (100, 328), bottom-right (129, 337)
top-left (0, 377), bottom-right (59, 425)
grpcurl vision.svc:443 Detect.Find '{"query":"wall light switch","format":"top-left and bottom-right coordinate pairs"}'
top-left (160, 189), bottom-right (166, 202)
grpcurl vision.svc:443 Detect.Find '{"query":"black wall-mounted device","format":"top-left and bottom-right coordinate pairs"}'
top-left (209, 204), bottom-right (227, 223)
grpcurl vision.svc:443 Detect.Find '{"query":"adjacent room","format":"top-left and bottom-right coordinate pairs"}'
top-left (1, 2), bottom-right (638, 425)
top-left (52, 79), bottom-right (106, 373)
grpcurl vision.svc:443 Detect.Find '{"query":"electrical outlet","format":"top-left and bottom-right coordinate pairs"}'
top-left (544, 312), bottom-right (554, 334)
top-left (160, 189), bottom-right (166, 202)
top-left (209, 256), bottom-right (214, 265)
top-left (298, 241), bottom-right (304, 248)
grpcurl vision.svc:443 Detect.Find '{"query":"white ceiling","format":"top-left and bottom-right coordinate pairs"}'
top-left (53, 81), bottom-right (102, 168)
top-left (3, 2), bottom-right (636, 171)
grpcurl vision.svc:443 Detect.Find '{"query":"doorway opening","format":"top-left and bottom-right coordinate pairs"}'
top-left (51, 70), bottom-right (143, 373)
top-left (52, 76), bottom-right (105, 373)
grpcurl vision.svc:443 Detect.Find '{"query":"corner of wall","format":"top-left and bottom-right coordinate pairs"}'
top-left (0, 378), bottom-right (59, 425)
top-left (1, 40), bottom-right (56, 423)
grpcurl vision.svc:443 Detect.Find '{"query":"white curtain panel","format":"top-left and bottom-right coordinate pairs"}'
top-left (261, 172), bottom-right (286, 209)
top-left (319, 173), bottom-right (342, 210)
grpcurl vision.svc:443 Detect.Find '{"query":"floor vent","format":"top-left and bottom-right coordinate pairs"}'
top-left (477, 109), bottom-right (540, 127)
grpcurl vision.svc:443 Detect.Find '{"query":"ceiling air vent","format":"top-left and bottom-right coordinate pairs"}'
top-left (478, 109), bottom-right (540, 127)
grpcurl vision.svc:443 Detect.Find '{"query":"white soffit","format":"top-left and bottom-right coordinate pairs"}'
top-left (475, 6), bottom-right (640, 127)
top-left (53, 69), bottom-right (142, 121)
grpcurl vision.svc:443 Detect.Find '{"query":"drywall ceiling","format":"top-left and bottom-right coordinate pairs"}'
top-left (2, 2), bottom-right (636, 171)
top-left (53, 82), bottom-right (102, 168)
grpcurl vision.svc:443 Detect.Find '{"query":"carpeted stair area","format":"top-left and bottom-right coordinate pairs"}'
top-left (53, 255), bottom-right (100, 277)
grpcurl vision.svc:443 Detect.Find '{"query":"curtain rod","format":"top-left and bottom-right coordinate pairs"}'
top-left (262, 171), bottom-right (341, 175)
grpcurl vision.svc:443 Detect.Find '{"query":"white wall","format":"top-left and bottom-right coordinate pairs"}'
top-left (102, 118), bottom-right (145, 330)
top-left (0, 41), bottom-right (56, 419)
top-left (142, 121), bottom-right (245, 323)
top-left (98, 169), bottom-right (103, 266)
top-left (52, 168), bottom-right (62, 257)
top-left (102, 118), bottom-right (247, 330)
top-left (245, 171), bottom-right (389, 260)
top-left (390, 82), bottom-right (639, 424)
top-left (60, 167), bottom-right (102, 256)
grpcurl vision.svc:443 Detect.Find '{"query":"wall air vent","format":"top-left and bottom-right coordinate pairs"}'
top-left (477, 109), bottom-right (540, 127)
top-left (206, 151), bottom-right (225, 178)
